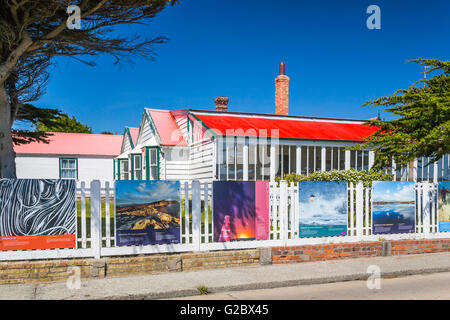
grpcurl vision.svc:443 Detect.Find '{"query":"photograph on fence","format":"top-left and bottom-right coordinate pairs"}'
top-left (115, 180), bottom-right (181, 246)
top-left (0, 179), bottom-right (76, 251)
top-left (298, 181), bottom-right (348, 237)
top-left (438, 182), bottom-right (450, 232)
top-left (213, 181), bottom-right (269, 242)
top-left (372, 181), bottom-right (416, 234)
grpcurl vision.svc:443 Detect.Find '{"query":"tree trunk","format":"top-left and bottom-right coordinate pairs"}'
top-left (0, 84), bottom-right (16, 178)
top-left (408, 159), bottom-right (415, 182)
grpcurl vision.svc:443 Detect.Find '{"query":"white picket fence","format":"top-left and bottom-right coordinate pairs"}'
top-left (1, 180), bottom-right (449, 262)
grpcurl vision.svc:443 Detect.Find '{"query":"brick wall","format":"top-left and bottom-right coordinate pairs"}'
top-left (0, 259), bottom-right (93, 285)
top-left (390, 239), bottom-right (450, 255)
top-left (272, 239), bottom-right (450, 264)
top-left (272, 242), bottom-right (382, 264)
top-left (2, 239), bottom-right (450, 285)
top-left (0, 249), bottom-right (260, 285)
top-left (182, 250), bottom-right (259, 271)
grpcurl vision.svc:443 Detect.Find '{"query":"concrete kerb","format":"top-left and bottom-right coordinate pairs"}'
top-left (104, 266), bottom-right (450, 300)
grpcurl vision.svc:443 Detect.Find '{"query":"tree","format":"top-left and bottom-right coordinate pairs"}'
top-left (356, 59), bottom-right (450, 171)
top-left (12, 103), bottom-right (62, 145)
top-left (0, 0), bottom-right (179, 178)
top-left (36, 113), bottom-right (92, 133)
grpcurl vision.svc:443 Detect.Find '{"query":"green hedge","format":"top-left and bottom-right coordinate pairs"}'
top-left (275, 169), bottom-right (393, 187)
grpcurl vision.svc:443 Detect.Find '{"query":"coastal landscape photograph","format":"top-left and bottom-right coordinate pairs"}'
top-left (372, 181), bottom-right (416, 234)
top-left (115, 181), bottom-right (181, 245)
top-left (439, 182), bottom-right (450, 232)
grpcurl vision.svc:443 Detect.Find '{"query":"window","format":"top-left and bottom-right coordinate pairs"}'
top-left (217, 138), bottom-right (227, 181)
top-left (134, 154), bottom-right (142, 180)
top-left (227, 137), bottom-right (236, 180)
top-left (148, 148), bottom-right (159, 180)
top-left (326, 147), bottom-right (346, 171)
top-left (248, 139), bottom-right (256, 180)
top-left (276, 145), bottom-right (297, 178)
top-left (261, 143), bottom-right (271, 180)
top-left (120, 159), bottom-right (129, 180)
top-left (236, 139), bottom-right (244, 180)
top-left (60, 158), bottom-right (77, 179)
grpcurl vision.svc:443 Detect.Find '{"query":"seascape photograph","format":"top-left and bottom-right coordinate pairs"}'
top-left (298, 181), bottom-right (348, 237)
top-left (372, 181), bottom-right (416, 234)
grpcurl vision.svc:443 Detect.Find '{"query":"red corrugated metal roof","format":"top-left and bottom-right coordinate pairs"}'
top-left (191, 113), bottom-right (379, 141)
top-left (14, 132), bottom-right (123, 156)
top-left (147, 109), bottom-right (188, 146)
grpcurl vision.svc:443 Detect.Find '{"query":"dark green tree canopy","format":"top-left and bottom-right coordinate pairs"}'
top-left (36, 112), bottom-right (92, 133)
top-left (356, 58), bottom-right (450, 170)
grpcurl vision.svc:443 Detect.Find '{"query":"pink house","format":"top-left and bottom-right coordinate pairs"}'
top-left (14, 132), bottom-right (123, 184)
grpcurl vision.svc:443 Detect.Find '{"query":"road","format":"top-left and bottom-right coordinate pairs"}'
top-left (174, 271), bottom-right (450, 300)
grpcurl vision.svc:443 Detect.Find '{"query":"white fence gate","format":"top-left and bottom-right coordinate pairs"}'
top-left (0, 180), bottom-right (449, 261)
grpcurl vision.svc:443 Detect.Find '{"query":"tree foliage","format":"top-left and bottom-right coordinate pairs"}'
top-left (36, 113), bottom-right (92, 133)
top-left (12, 103), bottom-right (62, 144)
top-left (355, 59), bottom-right (450, 170)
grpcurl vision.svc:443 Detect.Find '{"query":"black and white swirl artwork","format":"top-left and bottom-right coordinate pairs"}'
top-left (0, 179), bottom-right (76, 236)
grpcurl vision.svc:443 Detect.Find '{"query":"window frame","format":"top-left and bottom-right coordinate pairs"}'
top-left (146, 146), bottom-right (160, 180)
top-left (59, 157), bottom-right (78, 180)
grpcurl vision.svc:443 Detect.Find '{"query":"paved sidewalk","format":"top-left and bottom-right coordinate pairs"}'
top-left (2, 252), bottom-right (450, 300)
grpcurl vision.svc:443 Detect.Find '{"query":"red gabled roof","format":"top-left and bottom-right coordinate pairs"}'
top-left (191, 113), bottom-right (379, 141)
top-left (14, 132), bottom-right (123, 156)
top-left (128, 127), bottom-right (139, 146)
top-left (147, 109), bottom-right (188, 146)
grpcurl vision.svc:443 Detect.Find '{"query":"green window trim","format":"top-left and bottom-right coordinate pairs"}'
top-left (145, 146), bottom-right (160, 180)
top-left (117, 158), bottom-right (121, 180)
top-left (59, 157), bottom-right (78, 180)
top-left (130, 155), bottom-right (134, 180)
top-left (131, 153), bottom-right (143, 180)
top-left (126, 127), bottom-right (135, 149)
top-left (117, 158), bottom-right (131, 180)
top-left (145, 147), bottom-right (150, 180)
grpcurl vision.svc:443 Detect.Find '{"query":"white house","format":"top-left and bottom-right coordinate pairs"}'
top-left (14, 132), bottom-right (123, 184)
top-left (115, 63), bottom-right (450, 183)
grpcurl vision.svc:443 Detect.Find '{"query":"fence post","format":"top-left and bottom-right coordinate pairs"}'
top-left (203, 182), bottom-right (209, 244)
top-left (105, 181), bottom-right (111, 248)
top-left (90, 180), bottom-right (102, 259)
top-left (355, 182), bottom-right (364, 237)
top-left (80, 181), bottom-right (87, 248)
top-left (280, 180), bottom-right (288, 245)
top-left (192, 180), bottom-right (201, 251)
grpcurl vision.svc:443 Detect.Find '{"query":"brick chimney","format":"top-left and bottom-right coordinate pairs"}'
top-left (275, 62), bottom-right (289, 115)
top-left (215, 96), bottom-right (229, 112)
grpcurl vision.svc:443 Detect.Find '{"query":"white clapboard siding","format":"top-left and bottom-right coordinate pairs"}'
top-left (189, 139), bottom-right (214, 181)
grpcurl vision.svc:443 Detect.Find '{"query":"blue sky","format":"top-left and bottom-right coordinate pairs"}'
top-left (116, 181), bottom-right (180, 206)
top-left (18, 0), bottom-right (450, 133)
top-left (372, 181), bottom-right (415, 202)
